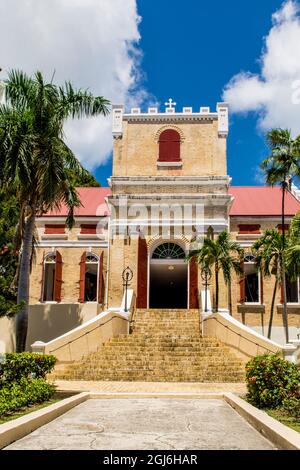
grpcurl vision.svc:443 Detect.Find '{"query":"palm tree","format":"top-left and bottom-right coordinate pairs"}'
top-left (286, 212), bottom-right (300, 284)
top-left (188, 231), bottom-right (243, 313)
top-left (0, 70), bottom-right (110, 351)
top-left (253, 230), bottom-right (283, 339)
top-left (260, 129), bottom-right (300, 343)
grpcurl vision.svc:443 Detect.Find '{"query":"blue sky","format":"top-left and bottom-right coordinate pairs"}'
top-left (1, 1), bottom-right (300, 186)
top-left (94, 0), bottom-right (299, 186)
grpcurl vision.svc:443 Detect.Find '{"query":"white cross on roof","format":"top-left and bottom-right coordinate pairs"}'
top-left (165, 98), bottom-right (176, 110)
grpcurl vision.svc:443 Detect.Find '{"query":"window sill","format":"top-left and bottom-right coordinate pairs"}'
top-left (157, 161), bottom-right (182, 167)
top-left (276, 304), bottom-right (300, 314)
top-left (41, 234), bottom-right (68, 240)
top-left (236, 234), bottom-right (261, 240)
top-left (77, 234), bottom-right (105, 240)
top-left (237, 304), bottom-right (265, 314)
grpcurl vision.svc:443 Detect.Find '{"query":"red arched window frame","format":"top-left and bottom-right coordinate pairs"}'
top-left (158, 129), bottom-right (181, 162)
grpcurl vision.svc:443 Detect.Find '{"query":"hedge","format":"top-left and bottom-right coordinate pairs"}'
top-left (0, 352), bottom-right (56, 386)
top-left (246, 353), bottom-right (300, 409)
top-left (0, 378), bottom-right (55, 416)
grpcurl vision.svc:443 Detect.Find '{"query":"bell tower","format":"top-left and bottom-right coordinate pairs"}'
top-left (107, 100), bottom-right (232, 309)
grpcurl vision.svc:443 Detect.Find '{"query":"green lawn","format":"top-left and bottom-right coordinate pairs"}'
top-left (0, 396), bottom-right (61, 425)
top-left (266, 409), bottom-right (300, 433)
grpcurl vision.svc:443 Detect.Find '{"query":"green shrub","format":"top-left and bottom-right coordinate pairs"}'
top-left (281, 397), bottom-right (300, 419)
top-left (0, 353), bottom-right (56, 386)
top-left (246, 353), bottom-right (300, 409)
top-left (0, 378), bottom-right (55, 416)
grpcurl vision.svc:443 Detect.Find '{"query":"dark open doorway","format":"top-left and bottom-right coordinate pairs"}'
top-left (149, 262), bottom-right (188, 308)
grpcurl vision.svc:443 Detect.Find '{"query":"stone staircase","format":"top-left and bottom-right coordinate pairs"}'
top-left (52, 309), bottom-right (245, 382)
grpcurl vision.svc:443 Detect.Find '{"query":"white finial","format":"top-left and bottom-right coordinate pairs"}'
top-left (165, 98), bottom-right (176, 110)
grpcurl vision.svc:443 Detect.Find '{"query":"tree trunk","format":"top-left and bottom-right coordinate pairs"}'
top-left (16, 206), bottom-right (36, 352)
top-left (281, 183), bottom-right (289, 344)
top-left (215, 262), bottom-right (219, 313)
top-left (268, 278), bottom-right (278, 339)
top-left (228, 281), bottom-right (232, 315)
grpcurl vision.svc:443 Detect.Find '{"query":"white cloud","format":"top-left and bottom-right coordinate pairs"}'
top-left (0, 0), bottom-right (152, 169)
top-left (223, 0), bottom-right (300, 135)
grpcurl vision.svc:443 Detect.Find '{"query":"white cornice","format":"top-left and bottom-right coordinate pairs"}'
top-left (110, 176), bottom-right (231, 186)
top-left (123, 112), bottom-right (218, 123)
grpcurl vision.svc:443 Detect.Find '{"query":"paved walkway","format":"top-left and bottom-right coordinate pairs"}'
top-left (55, 380), bottom-right (247, 394)
top-left (5, 398), bottom-right (274, 450)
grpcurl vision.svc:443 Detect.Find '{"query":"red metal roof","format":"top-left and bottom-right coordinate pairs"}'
top-left (229, 186), bottom-right (300, 216)
top-left (46, 187), bottom-right (111, 217)
top-left (44, 185), bottom-right (300, 218)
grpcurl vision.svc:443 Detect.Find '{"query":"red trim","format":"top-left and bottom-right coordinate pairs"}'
top-left (54, 251), bottom-right (63, 302)
top-left (239, 261), bottom-right (245, 303)
top-left (277, 224), bottom-right (289, 233)
top-left (98, 251), bottom-right (104, 304)
top-left (137, 237), bottom-right (148, 308)
top-left (238, 224), bottom-right (261, 234)
top-left (40, 251), bottom-right (45, 302)
top-left (80, 224), bottom-right (97, 234)
top-left (260, 271), bottom-right (264, 304)
top-left (44, 224), bottom-right (65, 234)
top-left (189, 259), bottom-right (199, 309)
top-left (79, 252), bottom-right (86, 303)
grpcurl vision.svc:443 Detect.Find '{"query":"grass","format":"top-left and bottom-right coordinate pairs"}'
top-left (266, 409), bottom-right (300, 433)
top-left (0, 396), bottom-right (62, 425)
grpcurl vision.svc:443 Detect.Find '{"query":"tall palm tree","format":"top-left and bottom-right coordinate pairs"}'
top-left (188, 231), bottom-right (243, 313)
top-left (260, 129), bottom-right (300, 343)
top-left (253, 230), bottom-right (283, 339)
top-left (0, 70), bottom-right (110, 351)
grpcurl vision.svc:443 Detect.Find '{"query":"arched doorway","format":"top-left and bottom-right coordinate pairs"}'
top-left (149, 242), bottom-right (188, 308)
top-left (84, 253), bottom-right (99, 302)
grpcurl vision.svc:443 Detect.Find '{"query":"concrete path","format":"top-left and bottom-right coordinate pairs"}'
top-left (5, 398), bottom-right (275, 450)
top-left (55, 380), bottom-right (247, 394)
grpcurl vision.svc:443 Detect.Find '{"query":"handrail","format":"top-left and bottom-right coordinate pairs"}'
top-left (48, 315), bottom-right (129, 354)
top-left (205, 316), bottom-right (278, 356)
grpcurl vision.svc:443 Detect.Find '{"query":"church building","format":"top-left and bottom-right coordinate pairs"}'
top-left (4, 98), bottom-right (300, 352)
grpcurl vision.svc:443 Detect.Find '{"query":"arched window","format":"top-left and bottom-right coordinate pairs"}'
top-left (79, 251), bottom-right (104, 303)
top-left (42, 251), bottom-right (63, 302)
top-left (158, 129), bottom-right (181, 162)
top-left (243, 253), bottom-right (260, 304)
top-left (152, 243), bottom-right (185, 259)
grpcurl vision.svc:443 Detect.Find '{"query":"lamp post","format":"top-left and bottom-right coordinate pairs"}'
top-left (201, 269), bottom-right (212, 313)
top-left (122, 266), bottom-right (133, 312)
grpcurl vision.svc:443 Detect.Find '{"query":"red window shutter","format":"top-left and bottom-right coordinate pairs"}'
top-left (137, 237), bottom-right (148, 308)
top-left (260, 271), bottom-right (264, 304)
top-left (45, 224), bottom-right (65, 234)
top-left (277, 224), bottom-right (289, 233)
top-left (189, 258), bottom-right (199, 309)
top-left (238, 224), bottom-right (261, 234)
top-left (78, 252), bottom-right (86, 303)
top-left (80, 224), bottom-right (97, 234)
top-left (239, 260), bottom-right (245, 303)
top-left (98, 251), bottom-right (104, 304)
top-left (54, 251), bottom-right (63, 302)
top-left (40, 251), bottom-right (45, 302)
top-left (158, 129), bottom-right (180, 162)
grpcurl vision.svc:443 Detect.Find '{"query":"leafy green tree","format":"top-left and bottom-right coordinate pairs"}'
top-left (253, 230), bottom-right (283, 339)
top-left (188, 231), bottom-right (243, 313)
top-left (260, 129), bottom-right (300, 343)
top-left (0, 189), bottom-right (22, 316)
top-left (0, 70), bottom-right (109, 351)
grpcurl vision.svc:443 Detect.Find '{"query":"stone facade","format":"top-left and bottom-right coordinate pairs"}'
top-left (22, 100), bottom-right (300, 348)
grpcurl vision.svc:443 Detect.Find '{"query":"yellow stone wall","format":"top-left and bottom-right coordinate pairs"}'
top-left (113, 120), bottom-right (227, 177)
top-left (29, 246), bottom-right (107, 304)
